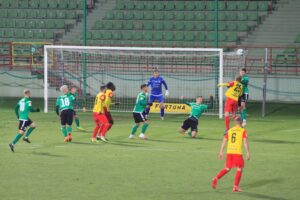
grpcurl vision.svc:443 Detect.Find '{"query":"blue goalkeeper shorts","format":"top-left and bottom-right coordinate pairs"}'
top-left (149, 95), bottom-right (164, 103)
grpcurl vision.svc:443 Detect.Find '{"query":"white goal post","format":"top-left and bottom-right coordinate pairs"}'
top-left (44, 45), bottom-right (224, 118)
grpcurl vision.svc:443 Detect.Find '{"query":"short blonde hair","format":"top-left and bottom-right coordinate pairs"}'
top-left (24, 89), bottom-right (30, 95)
top-left (60, 85), bottom-right (68, 92)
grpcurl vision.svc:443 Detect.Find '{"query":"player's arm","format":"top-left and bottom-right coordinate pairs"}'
top-left (147, 78), bottom-right (152, 87)
top-left (218, 82), bottom-right (234, 87)
top-left (14, 104), bottom-right (20, 119)
top-left (179, 96), bottom-right (190, 106)
top-left (55, 98), bottom-right (60, 115)
top-left (242, 76), bottom-right (249, 85)
top-left (243, 131), bottom-right (250, 160)
top-left (30, 107), bottom-right (40, 112)
top-left (162, 79), bottom-right (169, 96)
top-left (218, 137), bottom-right (228, 160)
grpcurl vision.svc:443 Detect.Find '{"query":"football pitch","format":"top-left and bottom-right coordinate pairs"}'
top-left (0, 101), bottom-right (299, 200)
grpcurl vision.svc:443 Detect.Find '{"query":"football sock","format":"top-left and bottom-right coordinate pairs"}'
top-left (145, 107), bottom-right (150, 115)
top-left (225, 116), bottom-right (230, 130)
top-left (234, 170), bottom-right (242, 186)
top-left (100, 124), bottom-right (110, 137)
top-left (131, 124), bottom-right (139, 135)
top-left (160, 108), bottom-right (164, 117)
top-left (25, 127), bottom-right (35, 138)
top-left (67, 126), bottom-right (72, 134)
top-left (12, 133), bottom-right (23, 145)
top-left (93, 125), bottom-right (100, 138)
top-left (61, 127), bottom-right (67, 137)
top-left (141, 123), bottom-right (149, 134)
top-left (241, 108), bottom-right (247, 120)
top-left (216, 168), bottom-right (229, 180)
top-left (75, 118), bottom-right (80, 127)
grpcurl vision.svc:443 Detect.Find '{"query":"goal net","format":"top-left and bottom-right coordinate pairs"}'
top-left (44, 46), bottom-right (245, 118)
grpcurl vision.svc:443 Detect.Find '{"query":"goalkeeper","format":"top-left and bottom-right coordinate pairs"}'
top-left (179, 95), bottom-right (213, 138)
top-left (145, 68), bottom-right (169, 120)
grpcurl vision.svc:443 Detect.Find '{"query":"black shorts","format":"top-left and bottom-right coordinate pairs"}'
top-left (105, 111), bottom-right (114, 124)
top-left (60, 109), bottom-right (74, 126)
top-left (133, 112), bottom-right (147, 123)
top-left (18, 119), bottom-right (33, 131)
top-left (181, 117), bottom-right (198, 132)
top-left (238, 93), bottom-right (249, 106)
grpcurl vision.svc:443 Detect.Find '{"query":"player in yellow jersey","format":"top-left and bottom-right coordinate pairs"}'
top-left (212, 117), bottom-right (250, 192)
top-left (103, 82), bottom-right (116, 133)
top-left (92, 85), bottom-right (110, 142)
top-left (218, 76), bottom-right (243, 131)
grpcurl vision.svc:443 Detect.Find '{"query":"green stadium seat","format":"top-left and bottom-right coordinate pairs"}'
top-left (29, 0), bottom-right (38, 8)
top-left (116, 1), bottom-right (126, 10)
top-left (206, 12), bottom-right (214, 21)
top-left (185, 2), bottom-right (195, 10)
top-left (175, 2), bottom-right (185, 11)
top-left (46, 20), bottom-right (56, 29)
top-left (126, 2), bottom-right (134, 10)
top-left (144, 12), bottom-right (154, 20)
top-left (153, 32), bottom-right (163, 40)
top-left (103, 31), bottom-right (112, 39)
top-left (85, 32), bottom-right (92, 40)
top-left (6, 19), bottom-right (15, 28)
top-left (275, 55), bottom-right (285, 64)
top-left (28, 20), bottom-right (36, 29)
top-left (39, 0), bottom-right (48, 9)
top-left (0, 9), bottom-right (7, 18)
top-left (248, 12), bottom-right (258, 21)
top-left (46, 30), bottom-right (54, 39)
top-left (133, 32), bottom-right (142, 40)
top-left (0, 0), bottom-right (10, 8)
top-left (238, 22), bottom-right (248, 31)
top-left (219, 2), bottom-right (226, 11)
top-left (248, 2), bottom-right (258, 11)
top-left (195, 22), bottom-right (205, 31)
top-left (34, 29), bottom-right (44, 39)
top-left (206, 22), bottom-right (214, 31)
top-left (164, 22), bottom-right (173, 30)
top-left (194, 2), bottom-right (206, 11)
top-left (287, 55), bottom-right (297, 64)
top-left (144, 2), bottom-right (155, 10)
top-left (164, 32), bottom-right (173, 41)
top-left (219, 32), bottom-right (227, 42)
top-left (124, 11), bottom-right (133, 20)
top-left (185, 12), bottom-right (194, 21)
top-left (47, 11), bottom-right (57, 18)
top-left (227, 12), bottom-right (237, 21)
top-left (7, 10), bottom-right (18, 18)
top-left (206, 2), bottom-right (214, 11)
top-left (195, 13), bottom-right (205, 21)
top-left (185, 32), bottom-right (194, 41)
top-left (227, 2), bottom-right (237, 10)
top-left (15, 29), bottom-right (24, 38)
top-left (5, 29), bottom-right (14, 38)
top-left (0, 30), bottom-right (4, 38)
top-left (68, 1), bottom-right (77, 9)
top-left (238, 2), bottom-right (248, 10)
top-left (58, 0), bottom-right (68, 9)
top-left (10, 1), bottom-right (19, 8)
top-left (155, 12), bottom-right (164, 20)
top-left (104, 21), bottom-right (113, 29)
top-left (19, 0), bottom-right (29, 8)
top-left (154, 22), bottom-right (163, 30)
top-left (18, 10), bottom-right (27, 18)
top-left (284, 48), bottom-right (296, 54)
top-left (143, 22), bottom-right (153, 30)
top-left (16, 20), bottom-right (26, 28)
top-left (175, 32), bottom-right (184, 41)
top-left (165, 12), bottom-right (174, 20)
top-left (93, 31), bottom-right (101, 40)
top-left (113, 21), bottom-right (122, 30)
top-left (295, 35), bottom-right (300, 43)
top-left (66, 11), bottom-right (76, 19)
top-left (185, 22), bottom-right (194, 31)
top-left (144, 32), bottom-right (153, 40)
top-left (37, 10), bottom-right (47, 18)
top-left (258, 1), bottom-right (269, 11)
top-left (227, 22), bottom-right (237, 31)
top-left (105, 12), bottom-right (114, 20)
top-left (155, 2), bottom-right (164, 11)
top-left (115, 12), bottom-right (124, 20)
top-left (165, 2), bottom-right (174, 11)
top-left (56, 20), bottom-right (65, 29)
top-left (133, 12), bottom-right (143, 20)
top-left (175, 12), bottom-right (185, 21)
top-left (124, 21), bottom-right (133, 30)
top-left (219, 22), bottom-right (226, 31)
top-left (136, 2), bottom-right (144, 10)
top-left (112, 32), bottom-right (122, 40)
top-left (93, 21), bottom-right (103, 29)
top-left (206, 33), bottom-right (214, 42)
top-left (218, 12), bottom-right (226, 21)
top-left (36, 20), bottom-right (46, 29)
top-left (227, 32), bottom-right (238, 42)
top-left (175, 22), bottom-right (184, 30)
top-left (57, 11), bottom-right (66, 19)
top-left (123, 31), bottom-right (132, 40)
top-left (237, 12), bottom-right (248, 21)
top-left (0, 20), bottom-right (5, 28)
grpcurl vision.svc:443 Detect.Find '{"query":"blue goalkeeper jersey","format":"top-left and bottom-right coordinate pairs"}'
top-left (147, 76), bottom-right (168, 96)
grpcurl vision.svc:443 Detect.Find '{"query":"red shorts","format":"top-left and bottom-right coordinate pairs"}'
top-left (226, 154), bottom-right (244, 168)
top-left (225, 98), bottom-right (238, 113)
top-left (93, 112), bottom-right (108, 125)
top-left (104, 107), bottom-right (113, 124)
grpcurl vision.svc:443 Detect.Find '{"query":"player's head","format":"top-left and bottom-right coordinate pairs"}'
top-left (70, 86), bottom-right (77, 94)
top-left (153, 68), bottom-right (159, 78)
top-left (234, 116), bottom-right (242, 126)
top-left (106, 82), bottom-right (116, 91)
top-left (196, 96), bottom-right (203, 104)
top-left (240, 68), bottom-right (247, 76)
top-left (140, 84), bottom-right (148, 93)
top-left (60, 85), bottom-right (69, 94)
top-left (100, 85), bottom-right (107, 92)
top-left (23, 89), bottom-right (31, 97)
top-left (236, 76), bottom-right (242, 82)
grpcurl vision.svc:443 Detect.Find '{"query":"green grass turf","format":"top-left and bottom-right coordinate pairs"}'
top-left (0, 101), bottom-right (299, 200)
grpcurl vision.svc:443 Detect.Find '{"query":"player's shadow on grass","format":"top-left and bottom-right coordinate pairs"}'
top-left (31, 152), bottom-right (66, 158)
top-left (147, 138), bottom-right (182, 143)
top-left (252, 139), bottom-right (300, 144)
top-left (109, 141), bottom-right (149, 148)
top-left (237, 191), bottom-right (288, 200)
top-left (184, 136), bottom-right (220, 141)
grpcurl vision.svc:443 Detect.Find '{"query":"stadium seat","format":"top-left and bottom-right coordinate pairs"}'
top-left (133, 12), bottom-right (143, 20)
top-left (206, 22), bottom-right (214, 31)
top-left (155, 2), bottom-right (164, 11)
top-left (164, 22), bottom-right (174, 30)
top-left (134, 21), bottom-right (143, 30)
top-left (66, 11), bottom-right (76, 19)
top-left (175, 22), bottom-right (184, 30)
top-left (144, 12), bottom-right (154, 20)
top-left (58, 1), bottom-right (68, 9)
top-left (144, 32), bottom-right (153, 40)
top-left (6, 19), bottom-right (15, 28)
top-left (46, 20), bottom-right (56, 29)
top-left (154, 22), bottom-right (164, 30)
top-left (0, 9), bottom-right (7, 18)
top-left (144, 2), bottom-right (155, 10)
top-left (206, 2), bottom-right (214, 11)
top-left (144, 22), bottom-right (154, 30)
top-left (238, 2), bottom-right (248, 10)
top-left (206, 12), bottom-right (214, 21)
top-left (227, 32), bottom-right (238, 42)
top-left (185, 12), bottom-right (194, 21)
top-left (218, 12), bottom-right (226, 21)
top-left (227, 2), bottom-right (237, 10)
top-left (39, 0), bottom-right (48, 9)
top-left (238, 22), bottom-right (248, 31)
top-left (56, 20), bottom-right (65, 29)
top-left (104, 21), bottom-right (113, 29)
top-left (68, 1), bottom-right (77, 9)
top-left (165, 12), bottom-right (174, 20)
top-left (37, 10), bottom-right (47, 18)
top-left (112, 32), bottom-right (122, 40)
top-left (219, 32), bottom-right (227, 42)
top-left (164, 32), bottom-right (173, 41)
top-left (153, 32), bottom-right (163, 40)
top-left (195, 22), bottom-right (205, 31)
top-left (133, 32), bottom-right (142, 40)
top-left (103, 31), bottom-right (112, 39)
top-left (227, 12), bottom-right (237, 21)
top-left (29, 0), bottom-right (38, 8)
top-left (237, 12), bottom-right (248, 21)
top-left (295, 35), bottom-right (300, 43)
top-left (36, 20), bottom-right (45, 29)
top-left (175, 2), bottom-right (185, 11)
top-left (185, 2), bottom-right (195, 11)
top-left (124, 11), bottom-right (133, 20)
top-left (219, 22), bottom-right (226, 31)
top-left (123, 31), bottom-right (132, 40)
top-left (27, 20), bottom-right (36, 29)
top-left (219, 2), bottom-right (226, 11)
top-left (10, 1), bottom-right (19, 8)
top-left (227, 22), bottom-right (237, 31)
top-left (16, 20), bottom-right (26, 28)
top-left (248, 2), bottom-right (258, 11)
top-left (123, 21), bottom-right (134, 30)
top-left (115, 12), bottom-right (124, 20)
top-left (18, 10), bottom-right (27, 19)
top-left (206, 33), bottom-right (214, 42)
top-left (194, 2), bottom-right (206, 11)
top-left (34, 29), bottom-right (44, 39)
top-left (126, 2), bottom-right (134, 10)
top-left (165, 2), bottom-right (174, 11)
top-left (185, 32), bottom-right (194, 41)
top-left (258, 1), bottom-right (269, 11)
top-left (19, 0), bottom-right (29, 9)
top-left (0, 0), bottom-right (10, 8)
top-left (113, 21), bottom-right (123, 30)
top-left (116, 1), bottom-right (126, 10)
top-left (175, 32), bottom-right (184, 41)
top-left (185, 22), bottom-right (194, 31)
top-left (195, 13), bottom-right (205, 21)
top-left (7, 10), bottom-right (18, 18)
top-left (57, 11), bottom-right (66, 19)
top-left (15, 29), bottom-right (24, 38)
top-left (248, 12), bottom-right (258, 21)
top-left (155, 12), bottom-right (164, 20)
top-left (47, 11), bottom-right (57, 19)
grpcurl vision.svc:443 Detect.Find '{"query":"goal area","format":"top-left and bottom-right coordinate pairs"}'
top-left (44, 46), bottom-right (244, 118)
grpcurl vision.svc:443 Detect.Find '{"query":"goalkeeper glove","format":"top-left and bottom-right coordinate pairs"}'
top-left (165, 90), bottom-right (169, 97)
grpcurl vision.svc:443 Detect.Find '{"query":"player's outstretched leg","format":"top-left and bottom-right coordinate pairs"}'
top-left (224, 112), bottom-right (230, 133)
top-left (129, 124), bottom-right (139, 139)
top-left (92, 124), bottom-right (100, 143)
top-left (23, 123), bottom-right (36, 143)
top-left (60, 126), bottom-right (69, 142)
top-left (212, 168), bottom-right (230, 189)
top-left (160, 103), bottom-right (165, 120)
top-left (233, 168), bottom-right (243, 192)
top-left (67, 126), bottom-right (72, 142)
top-left (9, 132), bottom-right (24, 152)
top-left (139, 121), bottom-right (149, 139)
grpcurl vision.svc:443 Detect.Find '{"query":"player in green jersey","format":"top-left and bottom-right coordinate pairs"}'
top-left (129, 84), bottom-right (151, 140)
top-left (70, 86), bottom-right (87, 131)
top-left (179, 95), bottom-right (213, 138)
top-left (9, 89), bottom-right (40, 152)
top-left (56, 85), bottom-right (75, 142)
top-left (238, 68), bottom-right (249, 127)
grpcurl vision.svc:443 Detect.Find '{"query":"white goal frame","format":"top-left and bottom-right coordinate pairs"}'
top-left (44, 45), bottom-right (224, 118)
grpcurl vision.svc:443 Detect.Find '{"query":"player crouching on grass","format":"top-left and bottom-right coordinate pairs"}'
top-left (70, 86), bottom-right (87, 131)
top-left (179, 95), bottom-right (213, 138)
top-left (9, 89), bottom-right (40, 152)
top-left (129, 84), bottom-right (150, 140)
top-left (212, 116), bottom-right (250, 192)
top-left (92, 85), bottom-right (110, 143)
top-left (218, 76), bottom-right (243, 133)
top-left (56, 85), bottom-right (76, 142)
